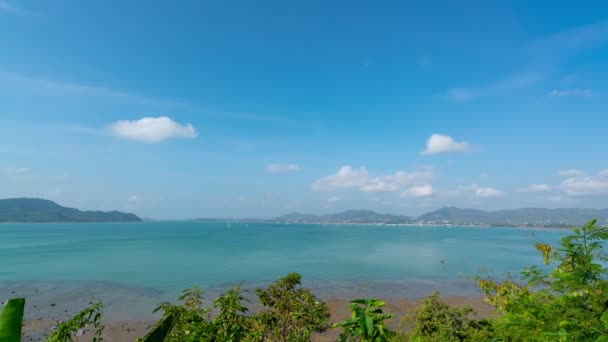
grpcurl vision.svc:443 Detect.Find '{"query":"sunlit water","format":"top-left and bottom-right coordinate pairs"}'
top-left (0, 221), bottom-right (567, 319)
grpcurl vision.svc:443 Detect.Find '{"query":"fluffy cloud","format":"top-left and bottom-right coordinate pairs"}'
top-left (311, 166), bottom-right (369, 191)
top-left (516, 184), bottom-right (552, 193)
top-left (560, 170), bottom-right (608, 196)
top-left (326, 196), bottom-right (340, 203)
top-left (108, 116), bottom-right (197, 143)
top-left (265, 163), bottom-right (301, 173)
top-left (422, 134), bottom-right (472, 155)
top-left (128, 195), bottom-right (139, 202)
top-left (549, 89), bottom-right (592, 98)
top-left (312, 166), bottom-right (432, 193)
top-left (401, 184), bottom-right (433, 198)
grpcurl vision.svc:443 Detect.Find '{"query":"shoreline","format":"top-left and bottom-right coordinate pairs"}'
top-left (21, 294), bottom-right (495, 342)
top-left (0, 219), bottom-right (576, 229)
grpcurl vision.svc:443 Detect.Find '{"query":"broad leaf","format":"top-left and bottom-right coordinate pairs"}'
top-left (0, 298), bottom-right (25, 342)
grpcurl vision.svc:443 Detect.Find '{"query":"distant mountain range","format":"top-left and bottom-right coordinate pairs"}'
top-left (4, 197), bottom-right (606, 227)
top-left (272, 207), bottom-right (608, 227)
top-left (0, 198), bottom-right (142, 222)
top-left (275, 210), bottom-right (412, 224)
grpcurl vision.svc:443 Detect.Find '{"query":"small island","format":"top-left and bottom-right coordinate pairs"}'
top-left (0, 198), bottom-right (142, 222)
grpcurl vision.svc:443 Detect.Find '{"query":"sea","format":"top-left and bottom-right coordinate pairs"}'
top-left (0, 221), bottom-right (568, 319)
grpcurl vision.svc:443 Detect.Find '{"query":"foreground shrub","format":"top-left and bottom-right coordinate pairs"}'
top-left (152, 286), bottom-right (213, 340)
top-left (46, 301), bottom-right (104, 342)
top-left (333, 298), bottom-right (393, 342)
top-left (400, 292), bottom-right (487, 342)
top-left (255, 272), bottom-right (331, 341)
top-left (478, 219), bottom-right (608, 341)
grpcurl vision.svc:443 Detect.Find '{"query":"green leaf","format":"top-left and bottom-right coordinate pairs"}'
top-left (601, 310), bottom-right (608, 329)
top-left (139, 313), bottom-right (177, 342)
top-left (365, 315), bottom-right (374, 338)
top-left (0, 298), bottom-right (25, 342)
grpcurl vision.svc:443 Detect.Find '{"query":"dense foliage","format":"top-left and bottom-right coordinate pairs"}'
top-left (333, 298), bottom-right (393, 341)
top-left (6, 219), bottom-right (608, 341)
top-left (397, 292), bottom-right (486, 342)
top-left (146, 273), bottom-right (330, 341)
top-left (476, 219), bottom-right (608, 341)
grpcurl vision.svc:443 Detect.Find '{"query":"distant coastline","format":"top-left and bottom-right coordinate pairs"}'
top-left (195, 207), bottom-right (608, 229)
top-left (193, 219), bottom-right (572, 229)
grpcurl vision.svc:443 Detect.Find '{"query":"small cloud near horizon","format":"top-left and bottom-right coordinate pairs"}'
top-left (517, 184), bottom-right (552, 193)
top-left (560, 170), bottom-right (608, 196)
top-left (312, 165), bottom-right (432, 194)
top-left (108, 116), bottom-right (197, 143)
top-left (326, 196), bottom-right (340, 203)
top-left (461, 184), bottom-right (504, 198)
top-left (422, 134), bottom-right (472, 155)
top-left (265, 163), bottom-right (301, 173)
top-left (401, 184), bottom-right (433, 198)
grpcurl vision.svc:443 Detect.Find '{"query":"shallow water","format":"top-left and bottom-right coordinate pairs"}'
top-left (0, 221), bottom-right (567, 318)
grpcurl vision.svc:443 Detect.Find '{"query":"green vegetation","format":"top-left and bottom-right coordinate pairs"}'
top-left (46, 301), bottom-right (104, 342)
top-left (0, 198), bottom-right (141, 222)
top-left (146, 273), bottom-right (330, 341)
top-left (333, 298), bottom-right (393, 341)
top-left (6, 219), bottom-right (608, 341)
top-left (0, 298), bottom-right (25, 342)
top-left (395, 292), bottom-right (487, 342)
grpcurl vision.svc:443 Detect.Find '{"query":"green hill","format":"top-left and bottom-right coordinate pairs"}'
top-left (416, 207), bottom-right (608, 227)
top-left (274, 210), bottom-right (413, 224)
top-left (0, 198), bottom-right (142, 222)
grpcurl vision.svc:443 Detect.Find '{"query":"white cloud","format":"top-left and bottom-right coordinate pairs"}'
top-left (422, 134), bottom-right (472, 155)
top-left (560, 170), bottom-right (608, 196)
top-left (401, 184), bottom-right (433, 198)
top-left (311, 166), bottom-right (432, 193)
top-left (326, 196), bottom-right (340, 203)
top-left (128, 195), bottom-right (139, 202)
top-left (265, 163), bottom-right (301, 173)
top-left (549, 89), bottom-right (592, 98)
top-left (108, 116), bottom-right (197, 143)
top-left (461, 184), bottom-right (504, 198)
top-left (476, 187), bottom-right (504, 198)
top-left (311, 166), bottom-right (369, 191)
top-left (516, 184), bottom-right (552, 193)
top-left (558, 169), bottom-right (585, 177)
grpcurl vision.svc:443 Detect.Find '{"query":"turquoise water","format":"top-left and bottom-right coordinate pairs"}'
top-left (0, 221), bottom-right (567, 318)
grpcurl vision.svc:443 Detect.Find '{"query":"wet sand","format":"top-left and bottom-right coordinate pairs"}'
top-left (21, 296), bottom-right (494, 341)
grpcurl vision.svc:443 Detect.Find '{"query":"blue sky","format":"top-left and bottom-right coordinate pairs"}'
top-left (1, 0), bottom-right (607, 219)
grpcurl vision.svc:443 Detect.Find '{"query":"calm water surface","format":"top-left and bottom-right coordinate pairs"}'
top-left (0, 221), bottom-right (567, 318)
